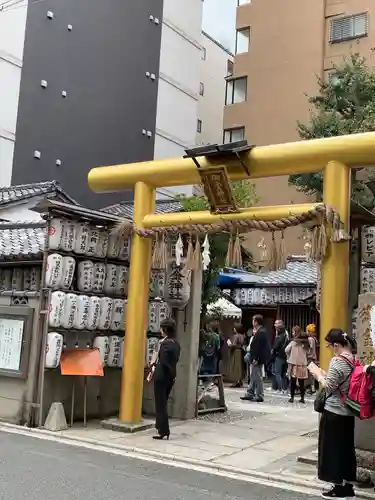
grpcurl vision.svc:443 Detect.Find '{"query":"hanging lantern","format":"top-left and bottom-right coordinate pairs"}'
top-left (165, 258), bottom-right (191, 309)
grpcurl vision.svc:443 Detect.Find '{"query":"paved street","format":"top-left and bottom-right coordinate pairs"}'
top-left (0, 430), bottom-right (321, 500)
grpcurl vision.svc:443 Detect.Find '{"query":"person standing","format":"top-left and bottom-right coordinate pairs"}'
top-left (306, 323), bottom-right (318, 394)
top-left (147, 318), bottom-right (180, 440)
top-left (271, 324), bottom-right (288, 392)
top-left (241, 315), bottom-right (270, 402)
top-left (317, 328), bottom-right (356, 499)
top-left (227, 327), bottom-right (246, 387)
top-left (285, 325), bottom-right (309, 403)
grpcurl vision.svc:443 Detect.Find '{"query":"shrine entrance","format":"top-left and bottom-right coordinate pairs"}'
top-left (88, 133), bottom-right (375, 425)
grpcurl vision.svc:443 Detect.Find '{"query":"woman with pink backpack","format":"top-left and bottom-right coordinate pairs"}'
top-left (316, 328), bottom-right (357, 499)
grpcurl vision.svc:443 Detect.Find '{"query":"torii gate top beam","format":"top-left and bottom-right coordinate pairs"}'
top-left (88, 132), bottom-right (375, 192)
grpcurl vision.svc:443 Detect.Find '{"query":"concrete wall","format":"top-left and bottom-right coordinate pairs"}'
top-left (12, 0), bottom-right (163, 209)
top-left (0, 3), bottom-right (28, 186)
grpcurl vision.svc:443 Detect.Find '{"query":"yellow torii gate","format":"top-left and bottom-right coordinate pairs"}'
top-left (88, 132), bottom-right (375, 425)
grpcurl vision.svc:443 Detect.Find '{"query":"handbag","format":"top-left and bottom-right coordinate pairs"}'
top-left (314, 388), bottom-right (327, 413)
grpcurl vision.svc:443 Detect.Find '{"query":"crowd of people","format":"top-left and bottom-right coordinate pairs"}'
top-left (198, 315), bottom-right (319, 404)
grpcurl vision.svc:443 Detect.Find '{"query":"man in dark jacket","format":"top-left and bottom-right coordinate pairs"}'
top-left (241, 314), bottom-right (270, 402)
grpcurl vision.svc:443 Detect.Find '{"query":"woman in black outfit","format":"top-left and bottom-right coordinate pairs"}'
top-left (148, 318), bottom-right (180, 440)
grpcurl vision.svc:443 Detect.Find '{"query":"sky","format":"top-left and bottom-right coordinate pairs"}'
top-left (202, 0), bottom-right (237, 53)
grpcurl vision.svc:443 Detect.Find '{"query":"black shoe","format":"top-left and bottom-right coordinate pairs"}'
top-left (153, 433), bottom-right (170, 440)
top-left (299, 398), bottom-right (305, 404)
top-left (255, 397), bottom-right (264, 402)
top-left (240, 395), bottom-right (254, 401)
top-left (322, 485), bottom-right (348, 498)
top-left (343, 484), bottom-right (355, 498)
top-left (288, 397), bottom-right (294, 403)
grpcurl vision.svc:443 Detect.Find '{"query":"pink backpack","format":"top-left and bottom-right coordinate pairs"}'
top-left (341, 357), bottom-right (375, 420)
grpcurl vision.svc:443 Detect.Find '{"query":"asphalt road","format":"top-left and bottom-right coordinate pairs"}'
top-left (0, 431), bottom-right (321, 500)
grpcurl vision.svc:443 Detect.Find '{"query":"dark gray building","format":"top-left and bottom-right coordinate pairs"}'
top-left (11, 0), bottom-right (163, 208)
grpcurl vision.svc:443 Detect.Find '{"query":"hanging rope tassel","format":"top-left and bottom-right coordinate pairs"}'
top-left (151, 233), bottom-right (161, 269)
top-left (232, 231), bottom-right (242, 268)
top-left (182, 234), bottom-right (194, 274)
top-left (192, 235), bottom-right (202, 270)
top-left (266, 232), bottom-right (278, 271)
top-left (225, 233), bottom-right (234, 267)
top-left (278, 230), bottom-right (287, 269)
top-left (159, 231), bottom-right (168, 270)
top-left (317, 220), bottom-right (328, 261)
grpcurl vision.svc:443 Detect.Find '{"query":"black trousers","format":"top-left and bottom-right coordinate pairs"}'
top-left (318, 410), bottom-right (356, 484)
top-left (154, 377), bottom-right (174, 436)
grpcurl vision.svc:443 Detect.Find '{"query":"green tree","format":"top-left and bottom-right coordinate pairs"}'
top-left (289, 53), bottom-right (375, 209)
top-left (177, 180), bottom-right (258, 321)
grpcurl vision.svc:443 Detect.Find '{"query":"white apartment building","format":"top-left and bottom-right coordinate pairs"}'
top-left (196, 31), bottom-right (234, 146)
top-left (0, 4), bottom-right (27, 187)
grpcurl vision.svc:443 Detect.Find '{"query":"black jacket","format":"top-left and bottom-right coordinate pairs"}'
top-left (250, 327), bottom-right (270, 365)
top-left (154, 338), bottom-right (181, 382)
top-left (272, 332), bottom-right (288, 361)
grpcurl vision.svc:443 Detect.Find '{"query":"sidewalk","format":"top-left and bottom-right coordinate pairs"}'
top-left (50, 388), bottom-right (321, 478)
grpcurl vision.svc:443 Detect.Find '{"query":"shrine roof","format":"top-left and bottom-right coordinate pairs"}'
top-left (219, 256), bottom-right (317, 288)
top-left (103, 198), bottom-right (184, 219)
top-left (0, 221), bottom-right (46, 261)
top-left (0, 181), bottom-right (78, 208)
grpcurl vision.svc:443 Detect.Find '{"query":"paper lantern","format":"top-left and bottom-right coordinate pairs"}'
top-left (87, 296), bottom-right (101, 330)
top-left (164, 261), bottom-right (190, 309)
top-left (45, 253), bottom-right (63, 289)
top-left (86, 227), bottom-right (101, 256)
top-left (93, 336), bottom-right (109, 366)
top-left (92, 263), bottom-right (106, 293)
top-left (98, 297), bottom-right (113, 330)
top-left (77, 260), bottom-right (94, 292)
top-left (111, 299), bottom-right (124, 331)
top-left (107, 336), bottom-right (122, 367)
top-left (61, 256), bottom-right (76, 289)
top-left (362, 226), bottom-right (375, 264)
top-left (73, 222), bottom-right (89, 254)
top-left (60, 293), bottom-right (77, 329)
top-left (45, 332), bottom-right (64, 368)
top-left (96, 230), bottom-right (109, 258)
top-left (73, 295), bottom-right (90, 330)
top-left (48, 218), bottom-right (64, 250)
top-left (61, 221), bottom-right (76, 252)
top-left (116, 266), bottom-right (128, 296)
top-left (49, 291), bottom-right (66, 328)
top-left (103, 264), bottom-right (117, 294)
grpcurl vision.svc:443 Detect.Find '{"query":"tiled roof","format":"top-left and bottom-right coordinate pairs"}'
top-left (103, 199), bottom-right (184, 219)
top-left (0, 181), bottom-right (79, 207)
top-left (228, 258), bottom-right (317, 287)
top-left (0, 222), bottom-right (46, 260)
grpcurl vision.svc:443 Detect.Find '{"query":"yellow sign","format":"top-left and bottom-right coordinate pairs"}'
top-left (198, 166), bottom-right (239, 214)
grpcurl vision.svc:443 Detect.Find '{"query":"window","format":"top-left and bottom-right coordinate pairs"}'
top-left (330, 13), bottom-right (368, 43)
top-left (237, 0), bottom-right (251, 5)
top-left (201, 47), bottom-right (206, 60)
top-left (197, 119), bottom-right (202, 133)
top-left (236, 27), bottom-right (250, 54)
top-left (223, 127), bottom-right (245, 144)
top-left (225, 77), bottom-right (247, 105)
top-left (227, 59), bottom-right (234, 76)
top-left (199, 82), bottom-right (204, 96)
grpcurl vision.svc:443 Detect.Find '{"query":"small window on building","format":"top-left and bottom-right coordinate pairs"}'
top-left (197, 119), bottom-right (202, 133)
top-left (236, 27), bottom-right (250, 54)
top-left (227, 59), bottom-right (234, 76)
top-left (237, 0), bottom-right (251, 5)
top-left (201, 47), bottom-right (206, 60)
top-left (199, 82), bottom-right (204, 96)
top-left (225, 77), bottom-right (247, 105)
top-left (223, 127), bottom-right (245, 144)
top-left (330, 13), bottom-right (368, 43)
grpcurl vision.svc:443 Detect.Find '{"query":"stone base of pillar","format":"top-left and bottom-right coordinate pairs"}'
top-left (100, 417), bottom-right (153, 433)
